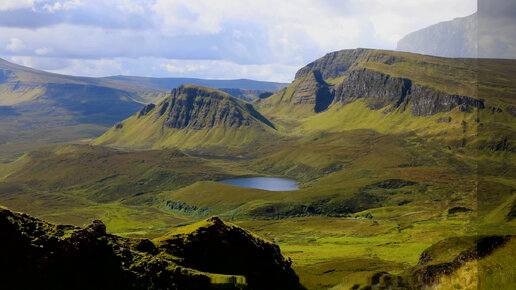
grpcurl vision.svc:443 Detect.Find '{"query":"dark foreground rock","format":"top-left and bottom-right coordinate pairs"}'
top-left (0, 208), bottom-right (301, 290)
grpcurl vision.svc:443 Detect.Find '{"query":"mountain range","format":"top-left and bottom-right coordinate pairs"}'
top-left (0, 58), bottom-right (286, 162)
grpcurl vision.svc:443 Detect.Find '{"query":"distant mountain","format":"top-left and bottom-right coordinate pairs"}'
top-left (397, 13), bottom-right (477, 58)
top-left (397, 3), bottom-right (516, 59)
top-left (94, 85), bottom-right (277, 150)
top-left (0, 58), bottom-right (148, 124)
top-left (104, 75), bottom-right (287, 92)
top-left (0, 58), bottom-right (287, 109)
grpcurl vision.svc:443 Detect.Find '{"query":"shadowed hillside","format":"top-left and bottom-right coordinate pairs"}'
top-left (0, 207), bottom-right (301, 290)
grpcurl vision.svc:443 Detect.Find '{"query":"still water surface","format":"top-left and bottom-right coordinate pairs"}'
top-left (218, 177), bottom-right (299, 191)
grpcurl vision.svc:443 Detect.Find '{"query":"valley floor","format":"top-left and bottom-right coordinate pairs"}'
top-left (0, 127), bottom-right (514, 289)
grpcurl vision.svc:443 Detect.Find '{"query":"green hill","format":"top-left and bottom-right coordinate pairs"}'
top-left (255, 49), bottom-right (515, 151)
top-left (94, 85), bottom-right (278, 151)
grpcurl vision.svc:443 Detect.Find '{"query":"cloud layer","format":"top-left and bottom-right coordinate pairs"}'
top-left (0, 0), bottom-right (476, 81)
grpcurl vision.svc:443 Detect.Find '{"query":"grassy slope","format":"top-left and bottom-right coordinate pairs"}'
top-left (0, 144), bottom-right (244, 236)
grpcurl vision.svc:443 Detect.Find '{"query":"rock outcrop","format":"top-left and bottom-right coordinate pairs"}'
top-left (289, 71), bottom-right (333, 112)
top-left (156, 85), bottom-right (270, 130)
top-left (155, 216), bottom-right (300, 290)
top-left (410, 235), bottom-right (510, 287)
top-left (353, 235), bottom-right (512, 289)
top-left (0, 207), bottom-right (301, 290)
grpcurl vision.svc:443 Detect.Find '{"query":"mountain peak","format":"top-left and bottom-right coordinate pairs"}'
top-left (94, 85), bottom-right (277, 149)
top-left (156, 85), bottom-right (265, 130)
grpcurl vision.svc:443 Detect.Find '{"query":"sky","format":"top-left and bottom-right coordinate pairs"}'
top-left (0, 0), bottom-right (477, 82)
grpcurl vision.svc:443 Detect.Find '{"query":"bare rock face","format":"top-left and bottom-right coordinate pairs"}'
top-left (334, 68), bottom-right (411, 110)
top-left (142, 85), bottom-right (274, 130)
top-left (295, 48), bottom-right (367, 80)
top-left (0, 208), bottom-right (301, 290)
top-left (334, 68), bottom-right (484, 116)
top-left (290, 71), bottom-right (333, 112)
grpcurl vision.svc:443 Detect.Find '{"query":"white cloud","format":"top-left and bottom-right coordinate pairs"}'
top-left (157, 58), bottom-right (298, 81)
top-left (42, 0), bottom-right (82, 12)
top-left (35, 47), bottom-right (53, 55)
top-left (6, 38), bottom-right (26, 52)
top-left (0, 0), bottom-right (36, 11)
top-left (0, 0), bottom-right (478, 80)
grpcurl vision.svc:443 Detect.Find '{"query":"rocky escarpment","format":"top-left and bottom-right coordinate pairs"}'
top-left (0, 207), bottom-right (301, 290)
top-left (334, 68), bottom-right (485, 116)
top-left (334, 68), bottom-right (412, 110)
top-left (264, 49), bottom-right (488, 116)
top-left (95, 84), bottom-right (277, 149)
top-left (148, 85), bottom-right (274, 130)
top-left (295, 49), bottom-right (367, 80)
top-left (289, 71), bottom-right (333, 113)
top-left (129, 85), bottom-right (275, 130)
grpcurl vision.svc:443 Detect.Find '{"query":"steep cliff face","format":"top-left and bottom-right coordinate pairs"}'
top-left (334, 68), bottom-right (411, 110)
top-left (0, 207), bottom-right (301, 290)
top-left (289, 71), bottom-right (333, 112)
top-left (295, 49), bottom-right (367, 80)
top-left (153, 86), bottom-right (255, 129)
top-left (334, 68), bottom-right (484, 116)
